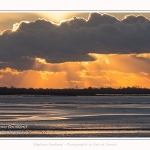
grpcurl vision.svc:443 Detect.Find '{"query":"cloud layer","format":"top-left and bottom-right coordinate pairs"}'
top-left (0, 13), bottom-right (150, 70)
top-left (1, 53), bottom-right (150, 88)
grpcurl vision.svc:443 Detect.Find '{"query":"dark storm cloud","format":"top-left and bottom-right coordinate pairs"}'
top-left (0, 12), bottom-right (150, 70)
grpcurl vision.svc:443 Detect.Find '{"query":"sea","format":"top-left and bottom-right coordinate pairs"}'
top-left (0, 95), bottom-right (150, 137)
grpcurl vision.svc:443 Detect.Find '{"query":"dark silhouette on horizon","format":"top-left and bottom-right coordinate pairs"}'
top-left (0, 86), bottom-right (150, 96)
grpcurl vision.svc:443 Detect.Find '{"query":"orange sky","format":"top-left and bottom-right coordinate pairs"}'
top-left (1, 12), bottom-right (150, 32)
top-left (0, 53), bottom-right (150, 88)
top-left (0, 12), bottom-right (150, 88)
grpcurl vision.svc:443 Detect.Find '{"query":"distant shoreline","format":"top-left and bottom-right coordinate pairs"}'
top-left (0, 87), bottom-right (150, 96)
top-left (0, 94), bottom-right (150, 96)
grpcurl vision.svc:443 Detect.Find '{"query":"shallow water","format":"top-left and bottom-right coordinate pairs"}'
top-left (0, 95), bottom-right (150, 137)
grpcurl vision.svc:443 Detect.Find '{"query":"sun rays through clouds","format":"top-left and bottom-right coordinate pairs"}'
top-left (0, 12), bottom-right (150, 88)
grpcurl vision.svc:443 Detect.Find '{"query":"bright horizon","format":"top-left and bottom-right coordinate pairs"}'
top-left (0, 12), bottom-right (150, 89)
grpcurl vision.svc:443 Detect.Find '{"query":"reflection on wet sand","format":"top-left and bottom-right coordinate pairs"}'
top-left (0, 95), bottom-right (150, 137)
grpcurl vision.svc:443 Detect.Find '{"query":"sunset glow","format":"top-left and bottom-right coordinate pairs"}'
top-left (0, 12), bottom-right (150, 88)
top-left (0, 53), bottom-right (150, 88)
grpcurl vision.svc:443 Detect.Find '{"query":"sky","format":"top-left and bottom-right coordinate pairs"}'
top-left (0, 12), bottom-right (150, 89)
